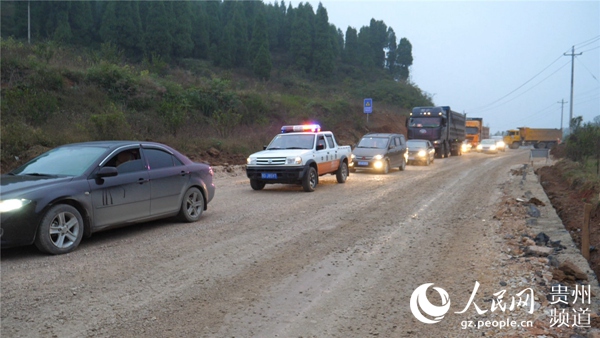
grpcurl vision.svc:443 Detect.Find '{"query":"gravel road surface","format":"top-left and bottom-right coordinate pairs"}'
top-left (1, 149), bottom-right (572, 337)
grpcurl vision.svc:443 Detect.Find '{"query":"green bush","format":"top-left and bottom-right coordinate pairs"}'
top-left (85, 62), bottom-right (137, 100)
top-left (89, 105), bottom-right (133, 140)
top-left (2, 87), bottom-right (59, 126)
top-left (0, 122), bottom-right (49, 165)
top-left (566, 122), bottom-right (600, 163)
top-left (239, 92), bottom-right (269, 125)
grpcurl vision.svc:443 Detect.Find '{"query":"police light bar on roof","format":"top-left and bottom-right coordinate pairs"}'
top-left (281, 124), bottom-right (321, 133)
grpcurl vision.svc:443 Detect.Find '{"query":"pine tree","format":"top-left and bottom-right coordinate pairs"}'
top-left (248, 9), bottom-right (269, 63)
top-left (144, 2), bottom-right (173, 61)
top-left (311, 4), bottom-right (334, 78)
top-left (368, 19), bottom-right (388, 68)
top-left (386, 28), bottom-right (398, 76)
top-left (396, 37), bottom-right (413, 81)
top-left (253, 43), bottom-right (272, 81)
top-left (289, 3), bottom-right (313, 73)
top-left (171, 2), bottom-right (194, 59)
top-left (117, 1), bottom-right (145, 60)
top-left (99, 2), bottom-right (119, 44)
top-left (217, 23), bottom-right (236, 68)
top-left (231, 4), bottom-right (248, 67)
top-left (343, 27), bottom-right (359, 65)
top-left (191, 2), bottom-right (210, 59)
top-left (69, 1), bottom-right (93, 46)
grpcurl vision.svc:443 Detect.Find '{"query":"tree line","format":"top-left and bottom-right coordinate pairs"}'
top-left (0, 1), bottom-right (413, 81)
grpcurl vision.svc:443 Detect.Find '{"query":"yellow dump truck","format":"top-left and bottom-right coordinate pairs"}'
top-left (503, 127), bottom-right (562, 149)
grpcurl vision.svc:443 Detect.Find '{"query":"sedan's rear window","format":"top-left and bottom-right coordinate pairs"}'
top-left (12, 146), bottom-right (106, 176)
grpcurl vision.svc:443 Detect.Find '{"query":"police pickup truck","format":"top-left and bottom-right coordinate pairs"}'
top-left (246, 125), bottom-right (352, 192)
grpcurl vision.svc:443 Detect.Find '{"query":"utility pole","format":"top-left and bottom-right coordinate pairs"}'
top-left (557, 99), bottom-right (568, 132)
top-left (564, 46), bottom-right (582, 135)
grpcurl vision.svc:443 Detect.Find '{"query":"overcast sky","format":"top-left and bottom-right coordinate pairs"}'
top-left (304, 0), bottom-right (599, 134)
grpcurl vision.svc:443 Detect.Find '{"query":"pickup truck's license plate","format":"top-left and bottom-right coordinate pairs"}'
top-left (261, 173), bottom-right (278, 179)
top-left (358, 161), bottom-right (369, 166)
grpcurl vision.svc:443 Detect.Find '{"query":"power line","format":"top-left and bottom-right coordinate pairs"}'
top-left (476, 60), bottom-right (571, 114)
top-left (468, 54), bottom-right (565, 112)
top-left (574, 35), bottom-right (600, 49)
top-left (469, 38), bottom-right (598, 114)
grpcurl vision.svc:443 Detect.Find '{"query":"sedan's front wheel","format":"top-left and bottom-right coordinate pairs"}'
top-left (35, 204), bottom-right (84, 255)
top-left (178, 187), bottom-right (204, 222)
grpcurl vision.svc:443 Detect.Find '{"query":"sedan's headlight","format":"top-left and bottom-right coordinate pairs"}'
top-left (0, 199), bottom-right (32, 213)
top-left (476, 145), bottom-right (483, 150)
top-left (247, 157), bottom-right (257, 165)
top-left (287, 156), bottom-right (302, 165)
top-left (490, 145), bottom-right (497, 150)
top-left (373, 154), bottom-right (383, 160)
top-left (351, 154), bottom-right (356, 160)
top-left (417, 150), bottom-right (426, 157)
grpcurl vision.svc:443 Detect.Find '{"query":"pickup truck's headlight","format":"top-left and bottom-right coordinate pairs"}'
top-left (247, 157), bottom-right (257, 165)
top-left (373, 154), bottom-right (383, 160)
top-left (0, 199), bottom-right (32, 213)
top-left (287, 156), bottom-right (302, 165)
top-left (417, 150), bottom-right (426, 157)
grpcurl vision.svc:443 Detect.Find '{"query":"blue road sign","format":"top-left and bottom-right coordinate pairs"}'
top-left (364, 98), bottom-right (373, 114)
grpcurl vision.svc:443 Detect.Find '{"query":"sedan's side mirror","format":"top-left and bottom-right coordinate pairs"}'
top-left (97, 166), bottom-right (118, 178)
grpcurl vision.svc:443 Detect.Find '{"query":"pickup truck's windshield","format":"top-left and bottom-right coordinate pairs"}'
top-left (409, 117), bottom-right (441, 128)
top-left (357, 137), bottom-right (389, 149)
top-left (266, 134), bottom-right (315, 150)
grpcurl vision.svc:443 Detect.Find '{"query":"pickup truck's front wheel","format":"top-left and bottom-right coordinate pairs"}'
top-left (250, 179), bottom-right (266, 190)
top-left (336, 161), bottom-right (348, 183)
top-left (302, 167), bottom-right (318, 192)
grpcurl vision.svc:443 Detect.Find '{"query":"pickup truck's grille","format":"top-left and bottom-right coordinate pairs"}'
top-left (256, 157), bottom-right (286, 165)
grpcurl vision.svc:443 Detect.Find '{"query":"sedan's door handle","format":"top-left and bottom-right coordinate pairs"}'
top-left (181, 170), bottom-right (189, 176)
top-left (138, 178), bottom-right (149, 184)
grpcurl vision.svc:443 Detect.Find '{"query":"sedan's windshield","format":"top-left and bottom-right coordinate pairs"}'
top-left (481, 139), bottom-right (496, 145)
top-left (11, 146), bottom-right (107, 176)
top-left (407, 141), bottom-right (427, 148)
top-left (267, 134), bottom-right (315, 150)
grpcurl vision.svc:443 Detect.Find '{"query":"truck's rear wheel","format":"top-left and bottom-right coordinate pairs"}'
top-left (336, 161), bottom-right (348, 183)
top-left (302, 167), bottom-right (318, 192)
top-left (537, 142), bottom-right (546, 149)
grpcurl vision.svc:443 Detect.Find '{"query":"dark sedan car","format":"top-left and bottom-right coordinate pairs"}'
top-left (407, 139), bottom-right (435, 165)
top-left (1, 141), bottom-right (215, 255)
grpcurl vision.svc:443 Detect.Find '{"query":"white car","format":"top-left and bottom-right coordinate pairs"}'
top-left (477, 139), bottom-right (499, 154)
